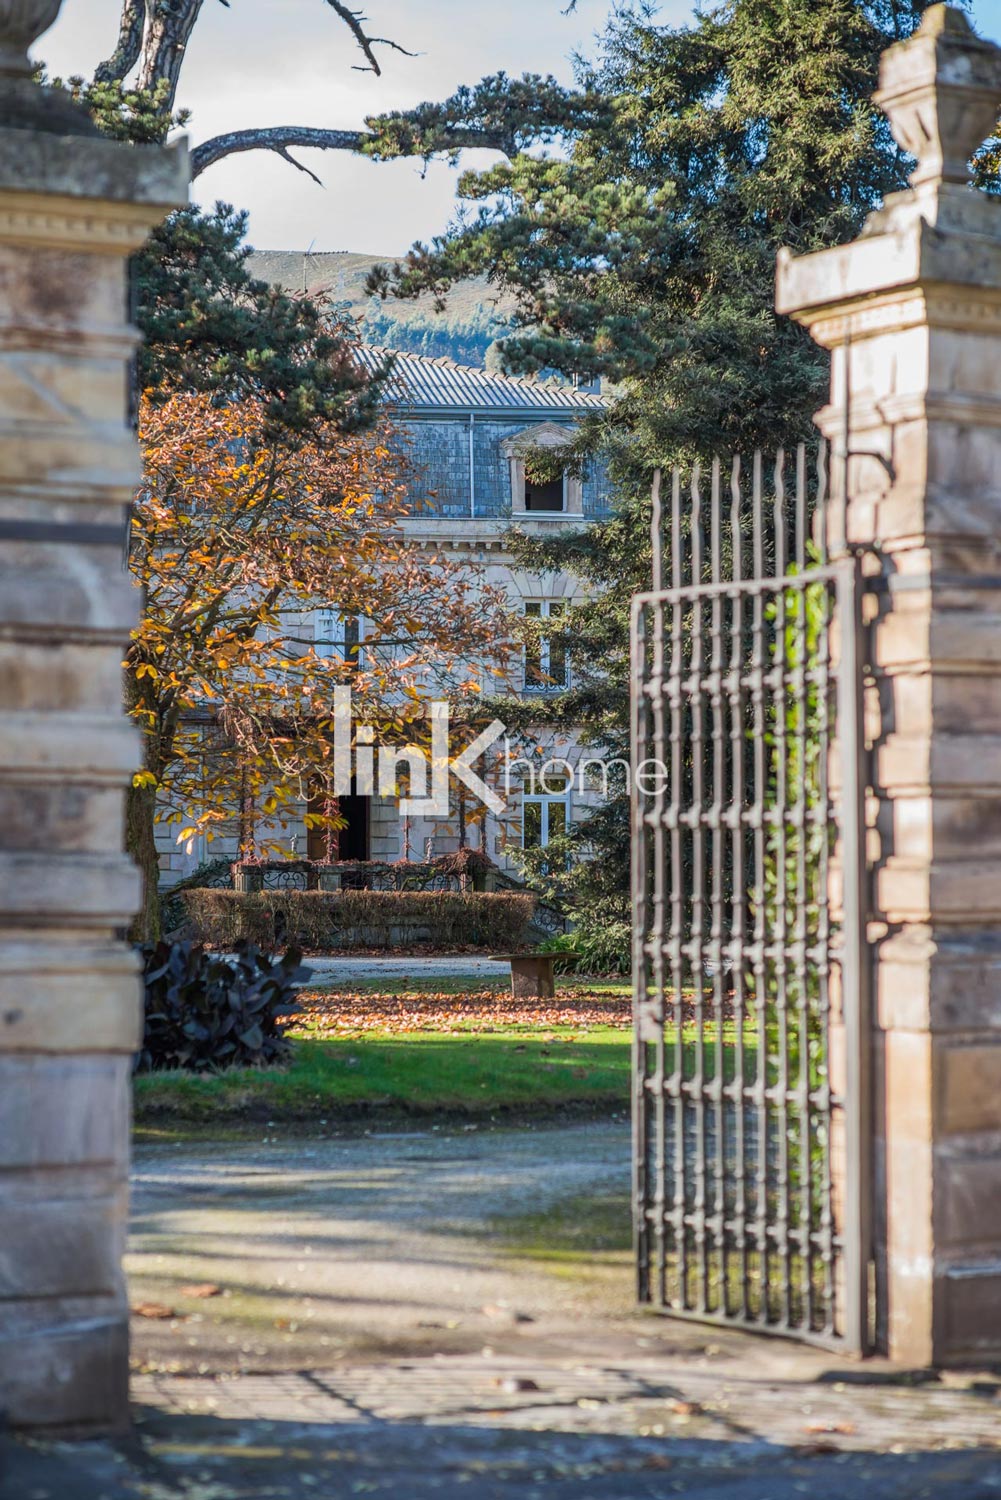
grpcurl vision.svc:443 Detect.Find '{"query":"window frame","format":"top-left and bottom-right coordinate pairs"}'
top-left (313, 607), bottom-right (361, 668)
top-left (500, 423), bottom-right (585, 518)
top-left (521, 788), bottom-right (571, 850)
top-left (522, 598), bottom-right (570, 694)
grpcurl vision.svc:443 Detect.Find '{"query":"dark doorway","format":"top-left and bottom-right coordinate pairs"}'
top-left (307, 787), bottom-right (370, 861)
top-left (338, 791), bottom-right (370, 860)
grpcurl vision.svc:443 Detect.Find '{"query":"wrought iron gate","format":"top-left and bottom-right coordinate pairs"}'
top-left (630, 447), bottom-right (871, 1351)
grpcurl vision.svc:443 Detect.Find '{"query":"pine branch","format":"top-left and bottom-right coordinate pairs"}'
top-left (191, 125), bottom-right (363, 179)
top-left (190, 121), bottom-right (522, 178)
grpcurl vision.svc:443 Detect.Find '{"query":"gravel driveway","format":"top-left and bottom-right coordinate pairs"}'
top-left (300, 954), bottom-right (506, 986)
top-left (9, 1122), bottom-right (1001, 1498)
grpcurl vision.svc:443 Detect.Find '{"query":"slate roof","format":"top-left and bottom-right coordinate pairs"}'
top-left (354, 346), bottom-right (605, 416)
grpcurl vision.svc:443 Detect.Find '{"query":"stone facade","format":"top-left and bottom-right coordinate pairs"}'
top-left (156, 357), bottom-right (610, 884)
top-left (0, 8), bottom-right (188, 1430)
top-left (777, 4), bottom-right (1001, 1365)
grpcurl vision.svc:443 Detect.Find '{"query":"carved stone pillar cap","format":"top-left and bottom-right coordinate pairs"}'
top-left (0, 0), bottom-right (63, 78)
top-left (0, 0), bottom-right (101, 136)
top-left (874, 4), bottom-right (1001, 187)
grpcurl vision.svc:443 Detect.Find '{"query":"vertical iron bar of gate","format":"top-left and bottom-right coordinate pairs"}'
top-left (709, 458), bottom-right (726, 1313)
top-left (793, 447), bottom-right (813, 1331)
top-left (631, 588), bottom-right (650, 1303)
top-left (728, 457), bottom-right (750, 1319)
top-left (772, 451), bottom-right (792, 1330)
top-left (750, 453), bottom-right (769, 1322)
top-left (650, 470), bottom-right (668, 1306)
top-left (815, 444), bottom-right (836, 1324)
top-left (690, 465), bottom-right (709, 1311)
top-left (836, 553), bottom-right (872, 1352)
top-left (670, 469), bottom-right (687, 1307)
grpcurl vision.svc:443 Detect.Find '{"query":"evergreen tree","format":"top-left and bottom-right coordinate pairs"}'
top-left (135, 204), bottom-right (383, 441)
top-left (51, 73), bottom-right (386, 440)
top-left (366, 0), bottom-right (953, 957)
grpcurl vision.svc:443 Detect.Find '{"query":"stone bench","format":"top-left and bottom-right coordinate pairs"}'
top-left (489, 952), bottom-right (562, 999)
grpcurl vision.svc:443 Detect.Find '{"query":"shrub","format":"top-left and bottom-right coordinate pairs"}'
top-left (179, 889), bottom-right (536, 952)
top-left (138, 939), bottom-right (309, 1072)
top-left (541, 905), bottom-right (631, 976)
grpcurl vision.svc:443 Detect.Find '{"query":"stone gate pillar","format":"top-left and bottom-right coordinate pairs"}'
top-left (778, 4), bottom-right (1001, 1366)
top-left (0, 6), bottom-right (186, 1427)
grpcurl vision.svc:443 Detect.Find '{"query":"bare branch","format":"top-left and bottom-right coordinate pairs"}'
top-left (275, 146), bottom-right (325, 186)
top-left (94, 0), bottom-right (146, 84)
top-left (324, 1), bottom-right (415, 75)
top-left (191, 125), bottom-right (363, 178)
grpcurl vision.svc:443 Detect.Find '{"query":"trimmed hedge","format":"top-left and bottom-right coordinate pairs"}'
top-left (180, 888), bottom-right (536, 952)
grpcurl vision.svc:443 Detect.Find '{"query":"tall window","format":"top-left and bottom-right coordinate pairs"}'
top-left (522, 791), bottom-right (569, 850)
top-left (313, 608), bottom-right (360, 667)
top-left (523, 600), bottom-right (568, 692)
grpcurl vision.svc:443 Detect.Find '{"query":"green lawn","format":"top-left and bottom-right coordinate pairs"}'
top-left (133, 1025), bottom-right (633, 1127)
top-left (133, 1019), bottom-right (763, 1133)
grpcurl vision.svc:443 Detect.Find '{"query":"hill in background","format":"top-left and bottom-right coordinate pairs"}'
top-left (247, 249), bottom-right (511, 368)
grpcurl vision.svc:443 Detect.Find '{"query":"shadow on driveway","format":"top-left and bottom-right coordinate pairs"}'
top-left (6, 1408), bottom-right (1001, 1499)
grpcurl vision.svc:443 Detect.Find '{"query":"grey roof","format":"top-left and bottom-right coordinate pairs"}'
top-left (355, 346), bottom-right (605, 416)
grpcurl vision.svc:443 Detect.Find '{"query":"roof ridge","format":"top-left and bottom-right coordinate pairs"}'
top-left (364, 343), bottom-right (575, 391)
top-left (353, 343), bottom-right (604, 410)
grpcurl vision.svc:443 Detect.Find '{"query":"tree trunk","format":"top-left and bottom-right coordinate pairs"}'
top-left (94, 0), bottom-right (147, 85)
top-left (137, 0), bottom-right (205, 108)
top-left (126, 778), bottom-right (161, 945)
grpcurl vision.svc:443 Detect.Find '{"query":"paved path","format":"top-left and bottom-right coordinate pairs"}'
top-left (300, 954), bottom-right (505, 985)
top-left (7, 1122), bottom-right (1001, 1497)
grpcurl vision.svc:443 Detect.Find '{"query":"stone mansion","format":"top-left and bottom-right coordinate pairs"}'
top-left (156, 348), bottom-right (609, 886)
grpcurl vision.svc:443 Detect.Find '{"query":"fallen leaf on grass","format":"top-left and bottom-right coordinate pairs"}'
top-left (180, 1283), bottom-right (222, 1299)
top-left (132, 1302), bottom-right (179, 1320)
top-left (284, 986), bottom-right (634, 1038)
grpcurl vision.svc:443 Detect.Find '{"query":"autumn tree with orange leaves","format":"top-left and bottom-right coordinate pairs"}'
top-left (127, 392), bottom-right (508, 943)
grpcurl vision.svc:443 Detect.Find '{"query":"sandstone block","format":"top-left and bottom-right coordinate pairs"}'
top-left (937, 1044), bottom-right (1001, 1135)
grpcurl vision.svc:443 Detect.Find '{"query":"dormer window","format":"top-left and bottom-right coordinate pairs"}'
top-left (500, 422), bottom-right (584, 517)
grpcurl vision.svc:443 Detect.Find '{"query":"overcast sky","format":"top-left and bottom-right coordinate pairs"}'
top-left (40, 0), bottom-right (1001, 258)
